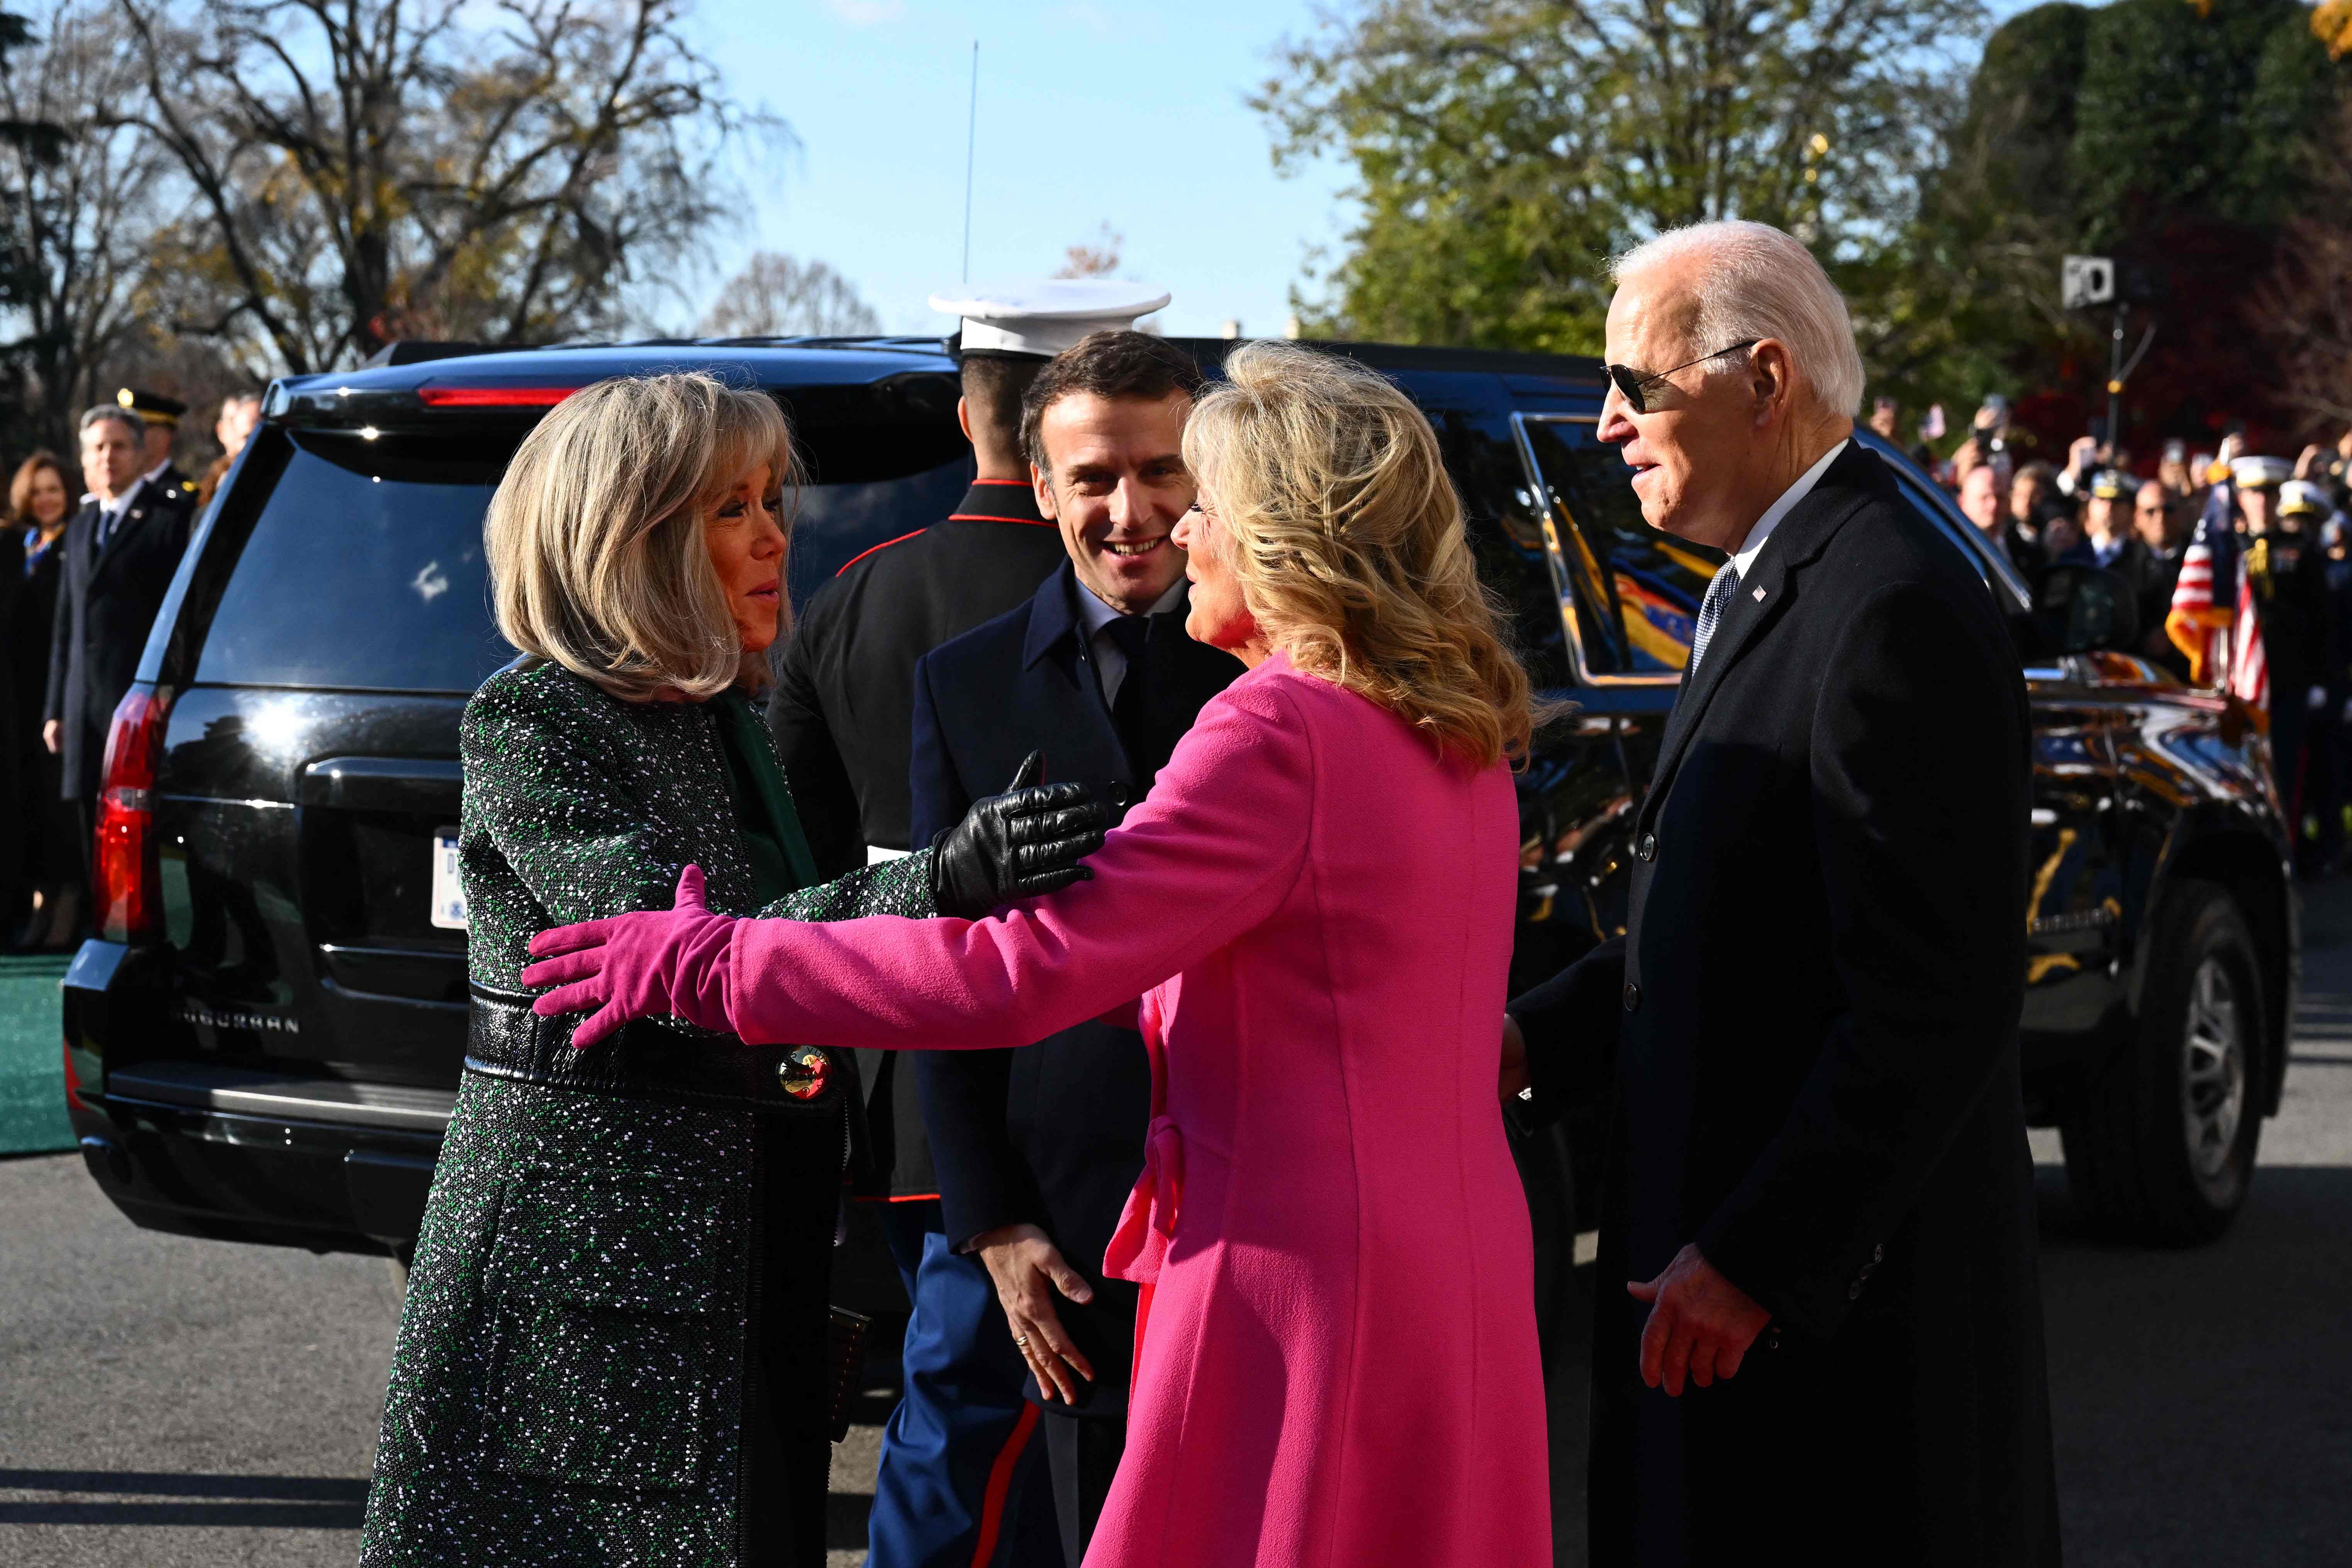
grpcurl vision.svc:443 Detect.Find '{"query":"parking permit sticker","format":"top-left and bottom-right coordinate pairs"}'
top-left (431, 831), bottom-right (468, 930)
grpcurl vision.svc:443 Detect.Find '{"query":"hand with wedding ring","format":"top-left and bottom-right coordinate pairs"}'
top-left (973, 1222), bottom-right (1096, 1403)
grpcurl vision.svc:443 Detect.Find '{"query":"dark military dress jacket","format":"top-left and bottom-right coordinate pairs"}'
top-left (767, 479), bottom-right (1068, 1197)
top-left (360, 660), bottom-right (937, 1568)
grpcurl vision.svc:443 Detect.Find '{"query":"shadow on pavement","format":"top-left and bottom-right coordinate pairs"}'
top-left (0, 1470), bottom-right (366, 1529)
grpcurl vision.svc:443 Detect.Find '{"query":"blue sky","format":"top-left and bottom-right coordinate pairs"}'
top-left (681, 0), bottom-right (2044, 343)
top-left (681, 0), bottom-right (1350, 339)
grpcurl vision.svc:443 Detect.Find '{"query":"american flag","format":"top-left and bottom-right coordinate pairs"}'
top-left (2165, 510), bottom-right (2268, 712)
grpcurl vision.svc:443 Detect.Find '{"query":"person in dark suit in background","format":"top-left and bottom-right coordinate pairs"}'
top-left (2135, 478), bottom-right (2193, 678)
top-left (909, 332), bottom-right (1240, 1565)
top-left (1501, 220), bottom-right (2058, 1566)
top-left (769, 281), bottom-right (1170, 1568)
top-left (6, 452), bottom-right (80, 948)
top-left (44, 407), bottom-right (197, 919)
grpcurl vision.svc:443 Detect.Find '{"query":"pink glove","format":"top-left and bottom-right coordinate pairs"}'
top-left (522, 865), bottom-right (740, 1048)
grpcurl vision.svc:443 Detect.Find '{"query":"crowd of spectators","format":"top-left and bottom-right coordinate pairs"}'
top-left (0, 390), bottom-right (259, 951)
top-left (1883, 392), bottom-right (2352, 877)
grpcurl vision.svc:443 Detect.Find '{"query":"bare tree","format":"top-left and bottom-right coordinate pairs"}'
top-left (115, 0), bottom-right (778, 372)
top-left (0, 2), bottom-right (159, 447)
top-left (697, 252), bottom-right (880, 337)
top-left (1053, 223), bottom-right (1122, 280)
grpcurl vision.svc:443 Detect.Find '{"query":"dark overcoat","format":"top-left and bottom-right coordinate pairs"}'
top-left (43, 485), bottom-right (194, 800)
top-left (907, 564), bottom-right (1240, 1415)
top-left (1512, 443), bottom-right (2060, 1567)
top-left (767, 479), bottom-right (1068, 1195)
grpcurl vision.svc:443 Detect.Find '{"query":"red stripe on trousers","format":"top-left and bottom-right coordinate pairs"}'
top-left (968, 1400), bottom-right (1041, 1567)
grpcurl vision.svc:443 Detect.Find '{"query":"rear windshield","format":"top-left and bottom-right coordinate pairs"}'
top-left (193, 434), bottom-right (511, 693)
top-left (195, 421), bottom-right (974, 694)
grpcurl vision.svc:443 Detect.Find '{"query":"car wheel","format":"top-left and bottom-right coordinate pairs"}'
top-left (2061, 879), bottom-right (2264, 1244)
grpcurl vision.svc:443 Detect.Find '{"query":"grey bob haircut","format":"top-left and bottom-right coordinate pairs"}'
top-left (485, 371), bottom-right (795, 702)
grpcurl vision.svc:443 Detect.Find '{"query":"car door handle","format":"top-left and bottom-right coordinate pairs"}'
top-left (297, 756), bottom-right (463, 812)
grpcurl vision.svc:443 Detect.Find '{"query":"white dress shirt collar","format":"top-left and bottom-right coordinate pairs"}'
top-left (1730, 437), bottom-right (1849, 578)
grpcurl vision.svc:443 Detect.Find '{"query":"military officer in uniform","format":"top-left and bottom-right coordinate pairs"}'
top-left (43, 405), bottom-right (198, 907)
top-left (115, 387), bottom-right (201, 503)
top-left (910, 331), bottom-right (1241, 1564)
top-left (2239, 456), bottom-right (2335, 870)
top-left (766, 281), bottom-right (1171, 1567)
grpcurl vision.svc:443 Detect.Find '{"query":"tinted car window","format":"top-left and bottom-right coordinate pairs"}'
top-left (194, 433), bottom-right (511, 693)
top-left (1519, 417), bottom-right (1722, 677)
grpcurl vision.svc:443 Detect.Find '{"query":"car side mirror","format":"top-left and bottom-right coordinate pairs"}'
top-left (2029, 562), bottom-right (2142, 656)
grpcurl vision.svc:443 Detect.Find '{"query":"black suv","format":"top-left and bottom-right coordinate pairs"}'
top-left (63, 338), bottom-right (2294, 1288)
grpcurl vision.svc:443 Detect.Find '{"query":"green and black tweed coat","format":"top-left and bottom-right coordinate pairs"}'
top-left (359, 659), bottom-right (935, 1568)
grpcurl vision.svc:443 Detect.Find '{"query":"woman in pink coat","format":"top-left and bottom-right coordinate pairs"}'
top-left (526, 341), bottom-right (1552, 1567)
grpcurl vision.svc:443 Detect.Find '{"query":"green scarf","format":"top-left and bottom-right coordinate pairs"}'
top-left (712, 690), bottom-right (821, 899)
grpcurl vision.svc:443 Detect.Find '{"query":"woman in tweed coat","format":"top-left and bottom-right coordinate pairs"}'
top-left (359, 373), bottom-right (1104, 1567)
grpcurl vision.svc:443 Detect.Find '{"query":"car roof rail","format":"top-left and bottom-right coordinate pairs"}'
top-left (359, 341), bottom-right (523, 368)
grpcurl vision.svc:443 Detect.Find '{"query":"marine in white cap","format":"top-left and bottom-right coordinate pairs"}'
top-left (765, 276), bottom-right (1170, 1566)
top-left (766, 289), bottom-right (1161, 1109)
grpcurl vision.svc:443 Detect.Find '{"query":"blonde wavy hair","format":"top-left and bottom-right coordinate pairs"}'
top-left (487, 371), bottom-right (795, 702)
top-left (1182, 341), bottom-right (1538, 768)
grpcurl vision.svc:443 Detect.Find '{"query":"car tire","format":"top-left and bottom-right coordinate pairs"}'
top-left (2060, 879), bottom-right (2264, 1244)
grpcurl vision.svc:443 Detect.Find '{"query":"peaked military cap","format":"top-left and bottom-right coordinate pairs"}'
top-left (117, 386), bottom-right (187, 427)
top-left (2279, 478), bottom-right (2330, 517)
top-left (931, 279), bottom-right (1173, 360)
top-left (2088, 469), bottom-right (2128, 500)
top-left (2231, 454), bottom-right (2292, 490)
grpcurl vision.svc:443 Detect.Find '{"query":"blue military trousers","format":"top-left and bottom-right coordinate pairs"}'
top-left (866, 1203), bottom-right (1056, 1567)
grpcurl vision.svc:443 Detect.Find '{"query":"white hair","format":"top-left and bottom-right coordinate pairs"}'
top-left (1611, 220), bottom-right (1865, 419)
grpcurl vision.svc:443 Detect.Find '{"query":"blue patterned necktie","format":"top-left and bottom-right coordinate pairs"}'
top-left (1687, 561), bottom-right (1742, 675)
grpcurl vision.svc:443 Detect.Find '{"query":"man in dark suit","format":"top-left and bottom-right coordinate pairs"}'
top-left (44, 406), bottom-right (197, 874)
top-left (768, 282), bottom-right (1170, 1568)
top-left (909, 331), bottom-right (1240, 1565)
top-left (1504, 222), bottom-right (2058, 1566)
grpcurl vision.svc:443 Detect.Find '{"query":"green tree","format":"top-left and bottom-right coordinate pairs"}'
top-left (1258, 0), bottom-right (1987, 353)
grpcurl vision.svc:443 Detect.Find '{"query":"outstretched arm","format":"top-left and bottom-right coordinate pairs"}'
top-left (529, 679), bottom-right (1314, 1052)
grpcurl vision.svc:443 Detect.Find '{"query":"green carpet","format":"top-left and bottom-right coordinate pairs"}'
top-left (0, 953), bottom-right (74, 1156)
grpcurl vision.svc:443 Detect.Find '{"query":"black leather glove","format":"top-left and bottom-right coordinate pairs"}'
top-left (930, 752), bottom-right (1111, 919)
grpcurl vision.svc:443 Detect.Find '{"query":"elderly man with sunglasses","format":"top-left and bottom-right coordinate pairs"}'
top-left (1504, 220), bottom-right (2060, 1568)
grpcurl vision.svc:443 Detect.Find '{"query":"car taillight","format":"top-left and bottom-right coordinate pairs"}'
top-left (93, 684), bottom-right (170, 944)
top-left (415, 385), bottom-right (579, 407)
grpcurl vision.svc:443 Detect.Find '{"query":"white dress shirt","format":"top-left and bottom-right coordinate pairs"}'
top-left (1730, 438), bottom-right (1850, 578)
top-left (1076, 576), bottom-right (1186, 708)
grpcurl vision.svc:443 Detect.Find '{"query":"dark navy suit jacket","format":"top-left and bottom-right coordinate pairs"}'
top-left (908, 562), bottom-right (1240, 1416)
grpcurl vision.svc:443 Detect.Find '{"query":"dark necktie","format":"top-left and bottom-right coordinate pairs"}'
top-left (1687, 561), bottom-right (1741, 675)
top-left (1104, 613), bottom-right (1154, 776)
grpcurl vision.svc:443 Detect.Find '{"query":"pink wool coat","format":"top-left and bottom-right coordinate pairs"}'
top-left (725, 655), bottom-right (1550, 1567)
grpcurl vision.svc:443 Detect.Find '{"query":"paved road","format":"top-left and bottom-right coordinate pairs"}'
top-left (6, 885), bottom-right (2350, 1566)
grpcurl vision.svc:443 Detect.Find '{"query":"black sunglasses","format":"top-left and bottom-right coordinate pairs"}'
top-left (1604, 340), bottom-right (1760, 413)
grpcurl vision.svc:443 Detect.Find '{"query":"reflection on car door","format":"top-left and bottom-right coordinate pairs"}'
top-left (2022, 658), bottom-right (2126, 1041)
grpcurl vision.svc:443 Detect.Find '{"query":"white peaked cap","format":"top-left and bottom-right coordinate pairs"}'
top-left (2280, 478), bottom-right (2330, 516)
top-left (2231, 454), bottom-right (2293, 490)
top-left (931, 279), bottom-right (1173, 358)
